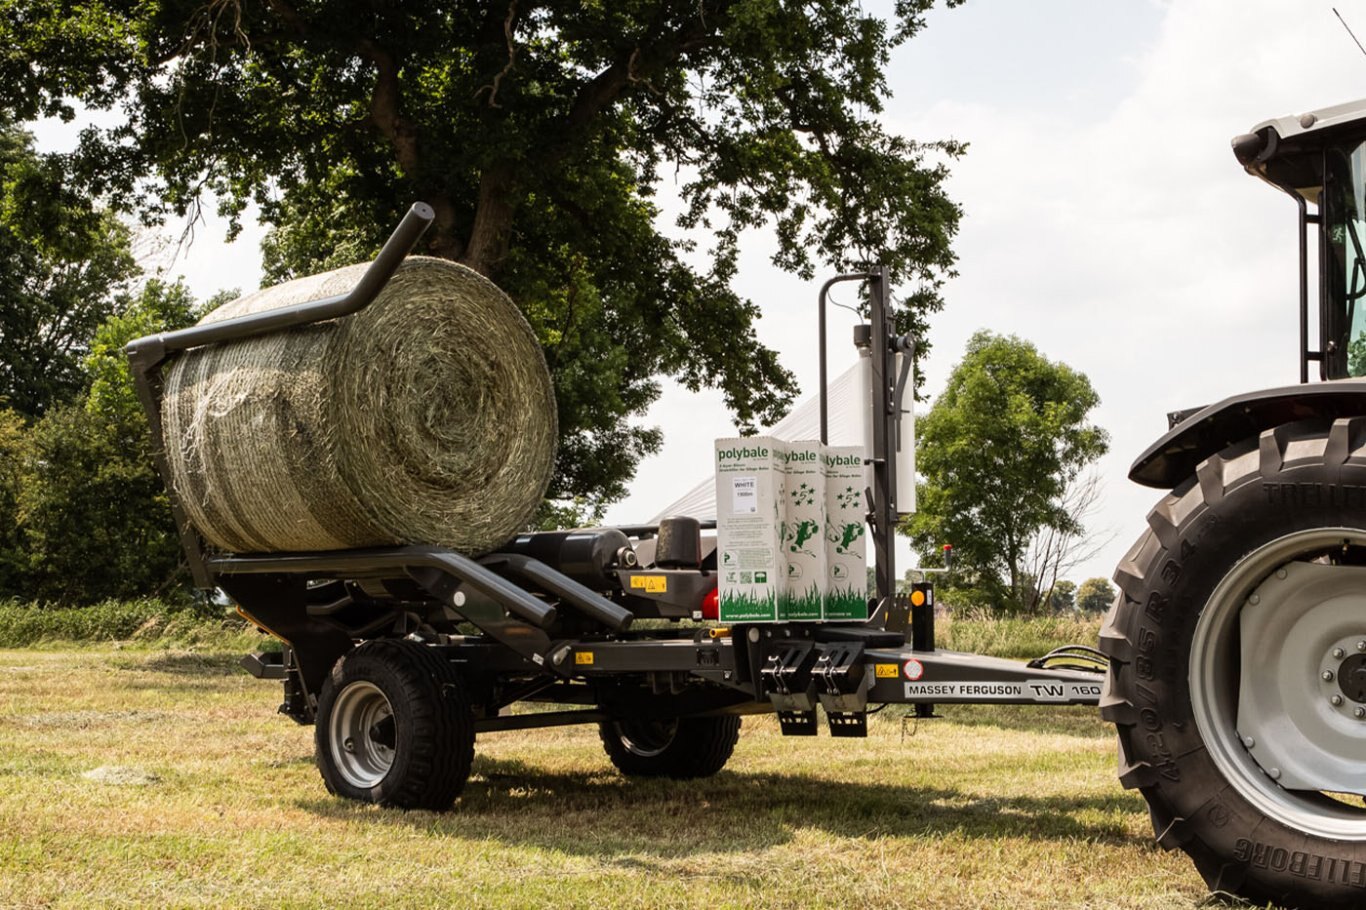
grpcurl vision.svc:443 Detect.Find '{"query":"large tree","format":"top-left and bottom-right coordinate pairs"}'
top-left (0, 122), bottom-right (138, 418)
top-left (907, 331), bottom-right (1109, 613)
top-left (1, 0), bottom-right (963, 511)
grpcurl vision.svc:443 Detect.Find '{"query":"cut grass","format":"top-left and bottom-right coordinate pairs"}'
top-left (0, 645), bottom-right (1282, 909)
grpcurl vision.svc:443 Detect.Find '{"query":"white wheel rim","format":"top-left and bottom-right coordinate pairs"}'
top-left (1190, 528), bottom-right (1366, 840)
top-left (329, 681), bottom-right (397, 790)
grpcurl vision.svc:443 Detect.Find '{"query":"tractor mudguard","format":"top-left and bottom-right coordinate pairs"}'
top-left (1130, 378), bottom-right (1366, 488)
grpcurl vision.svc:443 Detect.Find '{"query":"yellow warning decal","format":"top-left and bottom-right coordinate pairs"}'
top-left (875, 663), bottom-right (899, 678)
top-left (575, 651), bottom-right (594, 666)
top-left (630, 575), bottom-right (668, 594)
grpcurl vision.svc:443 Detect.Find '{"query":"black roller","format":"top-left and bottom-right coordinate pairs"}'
top-left (655, 516), bottom-right (702, 568)
top-left (503, 528), bottom-right (634, 590)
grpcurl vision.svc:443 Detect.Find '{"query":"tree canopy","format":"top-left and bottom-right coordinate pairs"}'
top-left (0, 122), bottom-right (138, 418)
top-left (1076, 576), bottom-right (1116, 614)
top-left (2, 279), bottom-right (204, 604)
top-left (907, 331), bottom-right (1108, 612)
top-left (1, 0), bottom-right (964, 512)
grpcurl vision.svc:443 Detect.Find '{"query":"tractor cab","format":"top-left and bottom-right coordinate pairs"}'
top-left (1234, 98), bottom-right (1366, 381)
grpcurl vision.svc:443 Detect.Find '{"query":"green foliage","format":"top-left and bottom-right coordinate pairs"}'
top-left (17, 404), bottom-right (180, 603)
top-left (0, 409), bottom-right (25, 592)
top-left (533, 496), bottom-right (607, 531)
top-left (1047, 579), bottom-right (1076, 613)
top-left (1, 0), bottom-right (965, 512)
top-left (939, 611), bottom-right (1103, 660)
top-left (1076, 576), bottom-right (1116, 614)
top-left (0, 597), bottom-right (249, 648)
top-left (84, 279), bottom-right (199, 425)
top-left (0, 122), bottom-right (138, 417)
top-left (6, 281), bottom-right (201, 605)
top-left (907, 331), bottom-right (1109, 612)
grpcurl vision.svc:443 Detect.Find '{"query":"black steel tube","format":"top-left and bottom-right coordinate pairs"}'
top-left (1298, 193), bottom-right (1310, 384)
top-left (475, 709), bottom-right (609, 733)
top-left (817, 272), bottom-right (875, 444)
top-left (483, 553), bottom-right (635, 631)
top-left (126, 201), bottom-right (434, 366)
top-left (207, 545), bottom-right (558, 629)
top-left (868, 266), bottom-right (897, 603)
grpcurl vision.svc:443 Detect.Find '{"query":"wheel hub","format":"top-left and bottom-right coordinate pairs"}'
top-left (328, 681), bottom-right (396, 790)
top-left (1334, 652), bottom-right (1366, 704)
top-left (1236, 560), bottom-right (1366, 796)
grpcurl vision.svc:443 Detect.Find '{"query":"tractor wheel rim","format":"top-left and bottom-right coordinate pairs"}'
top-left (1190, 528), bottom-right (1366, 840)
top-left (329, 681), bottom-right (396, 790)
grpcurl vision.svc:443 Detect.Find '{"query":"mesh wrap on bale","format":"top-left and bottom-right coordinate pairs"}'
top-left (161, 256), bottom-right (557, 555)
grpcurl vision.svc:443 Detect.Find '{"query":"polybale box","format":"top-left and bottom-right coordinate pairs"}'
top-left (823, 445), bottom-right (868, 620)
top-left (779, 440), bottom-right (825, 621)
top-left (715, 437), bottom-right (784, 622)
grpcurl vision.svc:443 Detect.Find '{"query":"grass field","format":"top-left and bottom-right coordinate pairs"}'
top-left (0, 624), bottom-right (1269, 910)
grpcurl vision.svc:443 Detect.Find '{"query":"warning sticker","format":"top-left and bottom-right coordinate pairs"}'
top-left (629, 575), bottom-right (668, 594)
top-left (875, 663), bottom-right (899, 678)
top-left (574, 651), bottom-right (594, 666)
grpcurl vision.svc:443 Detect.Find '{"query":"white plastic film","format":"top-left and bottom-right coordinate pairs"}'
top-left (894, 352), bottom-right (916, 517)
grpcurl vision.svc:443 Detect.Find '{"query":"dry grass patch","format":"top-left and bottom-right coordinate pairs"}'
top-left (0, 647), bottom-right (1279, 909)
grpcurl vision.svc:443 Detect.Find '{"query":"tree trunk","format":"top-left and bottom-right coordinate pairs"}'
top-left (459, 167), bottom-right (516, 278)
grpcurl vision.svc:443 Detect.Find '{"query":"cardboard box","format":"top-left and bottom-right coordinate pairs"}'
top-left (715, 437), bottom-right (783, 622)
top-left (822, 445), bottom-right (868, 620)
top-left (779, 440), bottom-right (825, 620)
top-left (716, 438), bottom-right (871, 623)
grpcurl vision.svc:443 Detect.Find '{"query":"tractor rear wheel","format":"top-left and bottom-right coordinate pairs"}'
top-left (1103, 419), bottom-right (1366, 908)
top-left (599, 715), bottom-right (742, 779)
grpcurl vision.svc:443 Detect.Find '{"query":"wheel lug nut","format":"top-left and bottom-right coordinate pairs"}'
top-left (1242, 735), bottom-right (1256, 748)
top-left (1332, 695), bottom-right (1344, 706)
top-left (1323, 670), bottom-right (1336, 682)
top-left (1276, 568), bottom-right (1288, 579)
top-left (1358, 640), bottom-right (1366, 652)
top-left (1268, 767), bottom-right (1282, 780)
top-left (1334, 648), bottom-right (1346, 659)
top-left (1357, 707), bottom-right (1366, 719)
top-left (1248, 594), bottom-right (1260, 605)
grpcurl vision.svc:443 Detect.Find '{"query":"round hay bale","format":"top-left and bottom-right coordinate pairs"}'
top-left (161, 256), bottom-right (556, 555)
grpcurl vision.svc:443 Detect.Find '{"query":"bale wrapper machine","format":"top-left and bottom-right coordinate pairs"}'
top-left (124, 202), bottom-right (1102, 811)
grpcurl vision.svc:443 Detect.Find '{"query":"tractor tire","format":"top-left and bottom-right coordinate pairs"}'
top-left (599, 714), bottom-right (742, 779)
top-left (315, 639), bottom-right (474, 811)
top-left (1102, 418), bottom-right (1366, 909)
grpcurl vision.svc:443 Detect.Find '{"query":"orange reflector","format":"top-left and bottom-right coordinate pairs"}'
top-left (910, 590), bottom-right (926, 607)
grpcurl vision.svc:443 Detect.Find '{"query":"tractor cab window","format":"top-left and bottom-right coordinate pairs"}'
top-left (1324, 140), bottom-right (1366, 377)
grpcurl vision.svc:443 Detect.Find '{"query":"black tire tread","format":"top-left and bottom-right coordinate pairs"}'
top-left (599, 715), bottom-right (742, 780)
top-left (315, 639), bottom-right (474, 811)
top-left (1103, 419), bottom-right (1366, 909)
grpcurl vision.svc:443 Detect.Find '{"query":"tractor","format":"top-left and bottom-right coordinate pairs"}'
top-left (1103, 98), bottom-right (1366, 908)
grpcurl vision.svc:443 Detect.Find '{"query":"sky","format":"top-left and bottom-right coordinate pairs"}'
top-left (32, 0), bottom-right (1366, 587)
